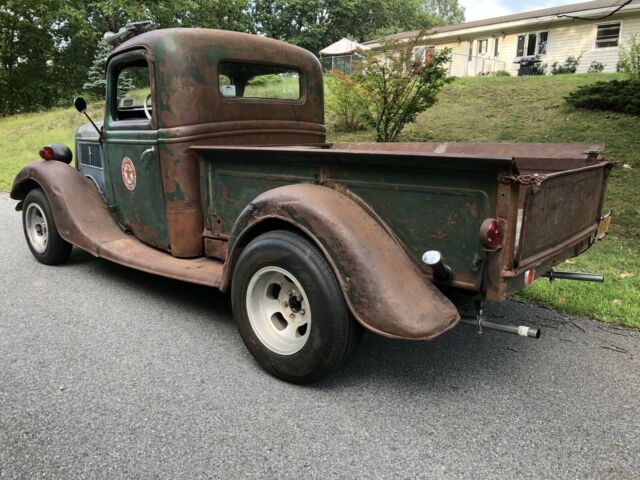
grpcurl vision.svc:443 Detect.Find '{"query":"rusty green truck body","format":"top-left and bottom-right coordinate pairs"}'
top-left (10, 28), bottom-right (612, 381)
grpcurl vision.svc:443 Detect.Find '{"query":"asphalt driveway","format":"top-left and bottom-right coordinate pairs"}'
top-left (1, 192), bottom-right (639, 479)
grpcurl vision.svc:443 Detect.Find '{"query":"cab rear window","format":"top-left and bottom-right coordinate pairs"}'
top-left (218, 63), bottom-right (300, 100)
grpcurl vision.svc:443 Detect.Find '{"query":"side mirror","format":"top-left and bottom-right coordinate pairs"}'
top-left (73, 97), bottom-right (87, 113)
top-left (73, 96), bottom-right (101, 140)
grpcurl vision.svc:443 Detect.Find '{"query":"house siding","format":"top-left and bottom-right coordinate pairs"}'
top-left (426, 10), bottom-right (640, 76)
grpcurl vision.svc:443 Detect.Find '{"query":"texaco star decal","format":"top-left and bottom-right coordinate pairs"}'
top-left (121, 157), bottom-right (136, 191)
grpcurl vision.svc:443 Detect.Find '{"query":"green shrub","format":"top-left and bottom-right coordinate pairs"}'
top-left (529, 62), bottom-right (547, 76)
top-left (619, 35), bottom-right (640, 82)
top-left (355, 30), bottom-right (452, 142)
top-left (494, 70), bottom-right (511, 77)
top-left (247, 74), bottom-right (283, 87)
top-left (565, 79), bottom-right (640, 114)
top-left (325, 70), bottom-right (368, 132)
top-left (552, 55), bottom-right (582, 74)
top-left (587, 61), bottom-right (605, 73)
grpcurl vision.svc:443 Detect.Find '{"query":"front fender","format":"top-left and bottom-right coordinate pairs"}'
top-left (10, 161), bottom-right (123, 253)
top-left (224, 184), bottom-right (460, 341)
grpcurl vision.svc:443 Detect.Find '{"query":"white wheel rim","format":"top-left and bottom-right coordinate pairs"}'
top-left (245, 266), bottom-right (312, 355)
top-left (25, 203), bottom-right (49, 254)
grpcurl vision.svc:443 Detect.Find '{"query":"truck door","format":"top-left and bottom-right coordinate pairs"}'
top-left (102, 49), bottom-right (170, 250)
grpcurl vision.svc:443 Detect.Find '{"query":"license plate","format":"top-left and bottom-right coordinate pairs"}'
top-left (597, 211), bottom-right (613, 240)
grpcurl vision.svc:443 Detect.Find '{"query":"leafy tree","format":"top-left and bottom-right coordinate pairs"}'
top-left (619, 35), bottom-right (640, 83)
top-left (325, 70), bottom-right (368, 132)
top-left (0, 0), bottom-right (464, 115)
top-left (355, 31), bottom-right (452, 141)
top-left (151, 0), bottom-right (253, 31)
top-left (83, 38), bottom-right (111, 97)
top-left (253, 0), bottom-right (465, 55)
top-left (0, 0), bottom-right (64, 114)
top-left (421, 0), bottom-right (464, 25)
top-left (83, 38), bottom-right (135, 98)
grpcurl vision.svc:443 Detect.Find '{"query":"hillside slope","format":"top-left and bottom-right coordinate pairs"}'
top-left (0, 102), bottom-right (103, 191)
top-left (331, 73), bottom-right (639, 326)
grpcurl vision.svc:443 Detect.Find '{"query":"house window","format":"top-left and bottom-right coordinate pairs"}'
top-left (538, 31), bottom-right (549, 54)
top-left (595, 23), bottom-right (620, 48)
top-left (468, 41), bottom-right (473, 61)
top-left (478, 39), bottom-right (488, 54)
top-left (413, 46), bottom-right (434, 66)
top-left (494, 37), bottom-right (500, 57)
top-left (516, 31), bottom-right (549, 57)
top-left (527, 33), bottom-right (537, 56)
top-left (517, 35), bottom-right (525, 57)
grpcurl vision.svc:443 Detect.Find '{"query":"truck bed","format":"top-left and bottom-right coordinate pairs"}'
top-left (192, 141), bottom-right (612, 300)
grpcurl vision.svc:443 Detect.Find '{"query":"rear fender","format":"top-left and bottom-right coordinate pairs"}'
top-left (223, 184), bottom-right (460, 341)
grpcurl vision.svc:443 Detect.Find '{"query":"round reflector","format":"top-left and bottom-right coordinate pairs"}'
top-left (524, 269), bottom-right (536, 286)
top-left (479, 218), bottom-right (503, 249)
top-left (39, 146), bottom-right (54, 161)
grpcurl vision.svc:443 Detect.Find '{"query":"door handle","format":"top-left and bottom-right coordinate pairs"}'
top-left (140, 147), bottom-right (156, 162)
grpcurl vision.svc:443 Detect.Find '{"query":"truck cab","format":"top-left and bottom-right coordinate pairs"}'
top-left (76, 29), bottom-right (325, 255)
top-left (11, 28), bottom-right (613, 383)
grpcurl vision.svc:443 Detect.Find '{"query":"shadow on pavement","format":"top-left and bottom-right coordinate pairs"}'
top-left (61, 247), bottom-right (578, 391)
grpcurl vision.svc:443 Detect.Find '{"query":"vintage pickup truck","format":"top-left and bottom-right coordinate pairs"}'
top-left (11, 28), bottom-right (613, 383)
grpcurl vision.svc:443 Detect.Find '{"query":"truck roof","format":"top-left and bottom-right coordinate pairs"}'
top-left (107, 28), bottom-right (325, 130)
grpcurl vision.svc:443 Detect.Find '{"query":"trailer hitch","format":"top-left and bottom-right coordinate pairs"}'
top-left (461, 305), bottom-right (541, 339)
top-left (542, 270), bottom-right (604, 283)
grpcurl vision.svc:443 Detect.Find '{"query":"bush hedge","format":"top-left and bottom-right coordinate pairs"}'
top-left (565, 79), bottom-right (640, 114)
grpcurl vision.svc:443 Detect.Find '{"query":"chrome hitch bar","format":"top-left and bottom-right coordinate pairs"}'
top-left (542, 270), bottom-right (604, 283)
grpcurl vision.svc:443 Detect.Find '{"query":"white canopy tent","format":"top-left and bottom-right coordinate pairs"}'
top-left (319, 38), bottom-right (366, 56)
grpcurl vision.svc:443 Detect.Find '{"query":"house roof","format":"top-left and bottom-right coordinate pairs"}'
top-left (319, 38), bottom-right (365, 56)
top-left (360, 0), bottom-right (640, 46)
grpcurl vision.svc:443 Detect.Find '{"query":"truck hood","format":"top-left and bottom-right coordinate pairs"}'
top-left (76, 121), bottom-right (103, 142)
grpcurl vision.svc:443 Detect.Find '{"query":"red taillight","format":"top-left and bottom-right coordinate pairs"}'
top-left (524, 268), bottom-right (536, 286)
top-left (39, 146), bottom-right (54, 161)
top-left (479, 218), bottom-right (503, 249)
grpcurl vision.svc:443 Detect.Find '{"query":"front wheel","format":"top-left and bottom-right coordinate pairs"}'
top-left (22, 188), bottom-right (72, 265)
top-left (231, 230), bottom-right (362, 384)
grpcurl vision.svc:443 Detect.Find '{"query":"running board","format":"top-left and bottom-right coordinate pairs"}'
top-left (97, 236), bottom-right (223, 288)
top-left (13, 162), bottom-right (224, 288)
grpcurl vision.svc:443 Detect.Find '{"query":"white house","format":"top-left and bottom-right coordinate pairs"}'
top-left (332, 0), bottom-right (640, 76)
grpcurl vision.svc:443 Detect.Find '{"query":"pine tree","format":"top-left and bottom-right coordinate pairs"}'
top-left (83, 38), bottom-right (134, 98)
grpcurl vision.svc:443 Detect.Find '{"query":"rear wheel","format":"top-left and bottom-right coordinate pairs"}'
top-left (231, 230), bottom-right (362, 384)
top-left (22, 188), bottom-right (72, 265)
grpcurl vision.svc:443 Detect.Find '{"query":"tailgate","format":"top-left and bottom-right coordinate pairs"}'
top-left (515, 162), bottom-right (612, 269)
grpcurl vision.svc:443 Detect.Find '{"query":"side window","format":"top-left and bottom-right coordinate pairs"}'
top-left (114, 61), bottom-right (152, 121)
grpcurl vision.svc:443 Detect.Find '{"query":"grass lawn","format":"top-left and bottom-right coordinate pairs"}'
top-left (329, 73), bottom-right (640, 328)
top-left (0, 74), bottom-right (638, 327)
top-left (0, 101), bottom-right (103, 191)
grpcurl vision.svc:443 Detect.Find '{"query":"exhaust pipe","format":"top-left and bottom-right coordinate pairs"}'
top-left (461, 317), bottom-right (541, 339)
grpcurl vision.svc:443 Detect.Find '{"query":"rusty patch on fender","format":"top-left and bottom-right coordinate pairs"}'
top-left (223, 184), bottom-right (460, 341)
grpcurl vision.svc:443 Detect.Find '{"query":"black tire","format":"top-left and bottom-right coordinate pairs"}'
top-left (231, 230), bottom-right (363, 384)
top-left (22, 188), bottom-right (72, 265)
